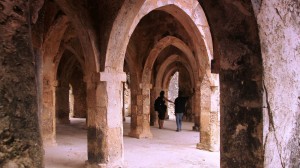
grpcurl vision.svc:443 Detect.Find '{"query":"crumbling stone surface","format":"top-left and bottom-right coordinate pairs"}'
top-left (288, 108), bottom-right (300, 167)
top-left (0, 0), bottom-right (43, 167)
top-left (257, 0), bottom-right (300, 167)
top-left (200, 1), bottom-right (263, 167)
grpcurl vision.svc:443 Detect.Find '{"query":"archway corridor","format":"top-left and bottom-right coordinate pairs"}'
top-left (1, 1), bottom-right (300, 168)
top-left (45, 118), bottom-right (220, 168)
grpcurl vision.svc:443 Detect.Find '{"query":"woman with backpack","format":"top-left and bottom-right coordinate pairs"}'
top-left (154, 91), bottom-right (173, 129)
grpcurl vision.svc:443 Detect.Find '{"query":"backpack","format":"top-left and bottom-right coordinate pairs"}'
top-left (154, 97), bottom-right (167, 112)
top-left (154, 98), bottom-right (160, 111)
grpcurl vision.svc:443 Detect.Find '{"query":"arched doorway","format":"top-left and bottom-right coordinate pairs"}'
top-left (106, 0), bottom-right (219, 166)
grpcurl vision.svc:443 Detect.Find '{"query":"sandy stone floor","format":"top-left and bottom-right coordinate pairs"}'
top-left (45, 118), bottom-right (220, 168)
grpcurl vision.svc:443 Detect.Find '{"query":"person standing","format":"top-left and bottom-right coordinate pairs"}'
top-left (174, 90), bottom-right (193, 132)
top-left (154, 91), bottom-right (173, 129)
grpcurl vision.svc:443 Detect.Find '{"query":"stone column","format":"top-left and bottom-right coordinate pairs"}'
top-left (41, 78), bottom-right (57, 144)
top-left (193, 82), bottom-right (201, 131)
top-left (129, 83), bottom-right (153, 138)
top-left (72, 81), bottom-right (87, 118)
top-left (210, 85), bottom-right (220, 151)
top-left (0, 1), bottom-right (43, 166)
top-left (55, 84), bottom-right (70, 124)
top-left (164, 88), bottom-right (170, 119)
top-left (86, 72), bottom-right (125, 167)
top-left (150, 87), bottom-right (161, 126)
top-left (197, 75), bottom-right (217, 151)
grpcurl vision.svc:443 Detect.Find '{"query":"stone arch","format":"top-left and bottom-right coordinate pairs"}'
top-left (155, 55), bottom-right (193, 119)
top-left (106, 0), bottom-right (213, 74)
top-left (124, 43), bottom-right (146, 138)
top-left (143, 36), bottom-right (202, 131)
top-left (52, 2), bottom-right (121, 165)
top-left (155, 57), bottom-right (200, 127)
top-left (105, 1), bottom-right (215, 142)
top-left (155, 55), bottom-right (194, 89)
top-left (54, 1), bottom-right (100, 75)
top-left (53, 43), bottom-right (85, 75)
top-left (41, 14), bottom-right (69, 144)
top-left (142, 36), bottom-right (199, 85)
top-left (160, 66), bottom-right (180, 91)
top-left (143, 39), bottom-right (218, 151)
top-left (129, 35), bottom-right (207, 138)
top-left (2, 1), bottom-right (298, 168)
top-left (55, 49), bottom-right (86, 124)
top-left (55, 52), bottom-right (74, 125)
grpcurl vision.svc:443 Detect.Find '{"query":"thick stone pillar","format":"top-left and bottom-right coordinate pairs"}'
top-left (130, 95), bottom-right (138, 133)
top-left (198, 1), bottom-right (263, 166)
top-left (0, 1), bottom-right (43, 166)
top-left (197, 75), bottom-right (218, 151)
top-left (209, 85), bottom-right (220, 151)
top-left (150, 87), bottom-right (161, 127)
top-left (41, 78), bottom-right (56, 144)
top-left (86, 72), bottom-right (125, 167)
top-left (55, 84), bottom-right (70, 124)
top-left (129, 83), bottom-right (153, 138)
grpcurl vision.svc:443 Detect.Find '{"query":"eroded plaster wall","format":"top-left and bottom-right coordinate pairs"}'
top-left (256, 1), bottom-right (300, 167)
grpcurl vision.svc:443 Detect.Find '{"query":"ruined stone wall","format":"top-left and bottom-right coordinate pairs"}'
top-left (0, 1), bottom-right (43, 167)
top-left (256, 0), bottom-right (300, 167)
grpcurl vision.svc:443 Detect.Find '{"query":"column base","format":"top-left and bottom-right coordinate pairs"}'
top-left (42, 135), bottom-right (57, 147)
top-left (197, 143), bottom-right (210, 151)
top-left (85, 161), bottom-right (106, 168)
top-left (43, 139), bottom-right (57, 147)
top-left (192, 125), bottom-right (199, 131)
top-left (85, 160), bottom-right (124, 168)
top-left (128, 129), bottom-right (153, 139)
top-left (197, 143), bottom-right (218, 152)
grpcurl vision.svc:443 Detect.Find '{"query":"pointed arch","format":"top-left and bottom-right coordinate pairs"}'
top-left (106, 0), bottom-right (213, 75)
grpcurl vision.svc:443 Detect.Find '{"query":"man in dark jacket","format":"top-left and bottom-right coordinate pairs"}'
top-left (174, 90), bottom-right (193, 132)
